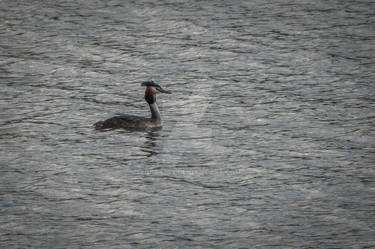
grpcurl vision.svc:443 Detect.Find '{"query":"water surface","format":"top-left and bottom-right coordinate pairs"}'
top-left (1, 0), bottom-right (374, 248)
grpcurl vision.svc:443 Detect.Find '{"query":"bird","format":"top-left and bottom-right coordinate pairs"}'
top-left (94, 80), bottom-right (171, 130)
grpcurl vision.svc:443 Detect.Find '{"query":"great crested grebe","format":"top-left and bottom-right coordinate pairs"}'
top-left (94, 81), bottom-right (171, 130)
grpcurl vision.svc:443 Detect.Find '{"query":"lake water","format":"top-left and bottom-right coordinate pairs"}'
top-left (1, 0), bottom-right (374, 248)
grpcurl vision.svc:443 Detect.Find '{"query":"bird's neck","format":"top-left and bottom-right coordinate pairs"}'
top-left (149, 102), bottom-right (161, 121)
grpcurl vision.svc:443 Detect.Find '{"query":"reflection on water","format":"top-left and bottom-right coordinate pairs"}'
top-left (1, 0), bottom-right (375, 248)
top-left (142, 131), bottom-right (161, 157)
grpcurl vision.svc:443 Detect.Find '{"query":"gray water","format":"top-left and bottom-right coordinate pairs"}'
top-left (1, 0), bottom-right (375, 248)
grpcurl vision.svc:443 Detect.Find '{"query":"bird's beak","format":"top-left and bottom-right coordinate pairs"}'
top-left (156, 86), bottom-right (172, 94)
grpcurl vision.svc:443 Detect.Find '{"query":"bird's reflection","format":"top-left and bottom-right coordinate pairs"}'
top-left (141, 130), bottom-right (161, 157)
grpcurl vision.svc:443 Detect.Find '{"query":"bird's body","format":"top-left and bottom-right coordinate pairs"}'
top-left (94, 114), bottom-right (161, 130)
top-left (94, 81), bottom-right (171, 130)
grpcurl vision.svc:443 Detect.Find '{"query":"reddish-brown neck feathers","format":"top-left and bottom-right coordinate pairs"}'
top-left (145, 86), bottom-right (156, 104)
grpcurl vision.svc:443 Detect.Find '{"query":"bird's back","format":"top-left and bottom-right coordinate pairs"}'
top-left (94, 115), bottom-right (161, 130)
